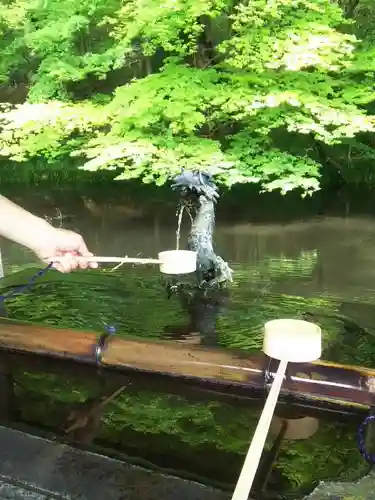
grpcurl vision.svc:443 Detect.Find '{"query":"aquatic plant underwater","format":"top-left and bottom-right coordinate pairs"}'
top-left (2, 262), bottom-right (374, 498)
top-left (0, 172), bottom-right (374, 498)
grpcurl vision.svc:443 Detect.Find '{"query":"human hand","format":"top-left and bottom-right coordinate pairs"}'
top-left (30, 226), bottom-right (99, 273)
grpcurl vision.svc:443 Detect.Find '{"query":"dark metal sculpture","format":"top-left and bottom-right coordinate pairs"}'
top-left (171, 170), bottom-right (233, 288)
top-left (164, 170), bottom-right (232, 345)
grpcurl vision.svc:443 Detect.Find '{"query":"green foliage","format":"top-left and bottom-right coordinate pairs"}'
top-left (106, 0), bottom-right (228, 57)
top-left (0, 157), bottom-right (119, 185)
top-left (0, 0), bottom-right (125, 99)
top-left (0, 0), bottom-right (374, 192)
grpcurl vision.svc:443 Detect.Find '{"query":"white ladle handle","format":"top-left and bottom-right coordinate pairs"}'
top-left (48, 256), bottom-right (161, 264)
top-left (231, 358), bottom-right (288, 500)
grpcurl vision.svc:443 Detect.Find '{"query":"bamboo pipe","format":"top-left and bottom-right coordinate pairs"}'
top-left (0, 318), bottom-right (372, 411)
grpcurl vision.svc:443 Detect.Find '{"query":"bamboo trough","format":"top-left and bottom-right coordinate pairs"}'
top-left (0, 317), bottom-right (373, 414)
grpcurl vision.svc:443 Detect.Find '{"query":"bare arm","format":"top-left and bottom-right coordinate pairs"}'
top-left (0, 195), bottom-right (53, 251)
top-left (0, 195), bottom-right (96, 272)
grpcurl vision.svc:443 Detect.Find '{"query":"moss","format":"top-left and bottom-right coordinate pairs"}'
top-left (0, 259), bottom-right (371, 496)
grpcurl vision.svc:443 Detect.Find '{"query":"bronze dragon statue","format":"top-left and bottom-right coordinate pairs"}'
top-left (164, 170), bottom-right (232, 346)
top-left (171, 170), bottom-right (233, 288)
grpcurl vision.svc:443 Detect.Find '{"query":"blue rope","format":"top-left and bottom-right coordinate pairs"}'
top-left (0, 262), bottom-right (53, 302)
top-left (95, 319), bottom-right (117, 365)
top-left (357, 414), bottom-right (375, 463)
top-left (0, 263), bottom-right (116, 366)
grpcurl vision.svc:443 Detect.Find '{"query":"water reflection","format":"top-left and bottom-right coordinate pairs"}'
top-left (3, 187), bottom-right (375, 305)
top-left (0, 184), bottom-right (375, 498)
top-left (164, 285), bottom-right (230, 346)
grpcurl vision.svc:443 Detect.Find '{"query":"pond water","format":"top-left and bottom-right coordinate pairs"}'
top-left (0, 182), bottom-right (375, 499)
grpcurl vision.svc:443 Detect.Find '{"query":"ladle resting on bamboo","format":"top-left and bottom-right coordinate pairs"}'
top-left (230, 319), bottom-right (322, 500)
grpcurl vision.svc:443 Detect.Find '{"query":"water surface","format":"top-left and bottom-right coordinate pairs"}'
top-left (0, 183), bottom-right (374, 499)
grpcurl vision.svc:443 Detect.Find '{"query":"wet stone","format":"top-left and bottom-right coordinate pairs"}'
top-left (0, 426), bottom-right (229, 500)
top-left (0, 480), bottom-right (52, 500)
top-left (304, 471), bottom-right (375, 499)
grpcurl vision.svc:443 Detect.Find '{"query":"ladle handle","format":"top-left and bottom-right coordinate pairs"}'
top-left (231, 358), bottom-right (288, 500)
top-left (49, 256), bottom-right (161, 264)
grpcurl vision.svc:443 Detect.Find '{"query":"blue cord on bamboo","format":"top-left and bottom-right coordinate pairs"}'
top-left (357, 414), bottom-right (375, 463)
top-left (95, 320), bottom-right (117, 365)
top-left (0, 263), bottom-right (53, 301)
top-left (0, 263), bottom-right (116, 366)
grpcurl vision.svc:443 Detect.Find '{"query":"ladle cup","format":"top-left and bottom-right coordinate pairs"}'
top-left (231, 319), bottom-right (322, 500)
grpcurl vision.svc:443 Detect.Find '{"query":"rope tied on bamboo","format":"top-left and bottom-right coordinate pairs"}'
top-left (0, 262), bottom-right (115, 366)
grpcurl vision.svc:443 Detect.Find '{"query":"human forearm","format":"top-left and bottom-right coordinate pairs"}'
top-left (0, 195), bottom-right (53, 251)
top-left (0, 195), bottom-right (97, 272)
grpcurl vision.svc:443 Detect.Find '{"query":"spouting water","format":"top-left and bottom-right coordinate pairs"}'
top-left (176, 206), bottom-right (185, 250)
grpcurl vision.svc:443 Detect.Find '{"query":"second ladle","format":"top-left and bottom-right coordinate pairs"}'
top-left (231, 318), bottom-right (322, 500)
